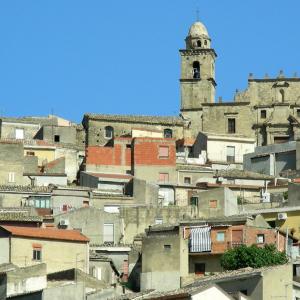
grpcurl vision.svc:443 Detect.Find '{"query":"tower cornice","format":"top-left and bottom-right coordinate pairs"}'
top-left (179, 48), bottom-right (217, 58)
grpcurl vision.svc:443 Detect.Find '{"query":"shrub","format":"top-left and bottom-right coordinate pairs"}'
top-left (220, 244), bottom-right (288, 270)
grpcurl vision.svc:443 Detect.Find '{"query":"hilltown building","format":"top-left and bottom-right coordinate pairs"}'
top-left (0, 18), bottom-right (300, 300)
top-left (82, 21), bottom-right (300, 152)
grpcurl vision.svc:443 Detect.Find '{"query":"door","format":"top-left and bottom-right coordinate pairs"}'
top-left (232, 230), bottom-right (243, 247)
top-left (195, 263), bottom-right (205, 275)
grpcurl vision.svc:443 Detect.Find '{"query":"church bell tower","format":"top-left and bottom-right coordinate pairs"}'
top-left (180, 21), bottom-right (217, 111)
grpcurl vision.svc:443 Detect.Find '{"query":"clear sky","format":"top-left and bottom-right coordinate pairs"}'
top-left (0, 0), bottom-right (299, 123)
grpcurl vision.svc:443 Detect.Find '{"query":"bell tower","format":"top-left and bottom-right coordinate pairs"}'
top-left (180, 21), bottom-right (217, 111)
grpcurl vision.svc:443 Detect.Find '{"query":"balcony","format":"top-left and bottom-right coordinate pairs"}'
top-left (189, 241), bottom-right (244, 254)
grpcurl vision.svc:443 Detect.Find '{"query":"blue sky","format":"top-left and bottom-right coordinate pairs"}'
top-left (0, 1), bottom-right (299, 123)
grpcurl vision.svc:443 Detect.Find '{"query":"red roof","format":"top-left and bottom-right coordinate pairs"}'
top-left (1, 226), bottom-right (89, 243)
top-left (176, 138), bottom-right (196, 147)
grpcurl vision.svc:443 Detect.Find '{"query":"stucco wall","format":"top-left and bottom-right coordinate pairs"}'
top-left (10, 237), bottom-right (89, 274)
top-left (141, 233), bottom-right (181, 291)
top-left (0, 236), bottom-right (9, 264)
top-left (6, 264), bottom-right (47, 297)
top-left (43, 282), bottom-right (85, 300)
top-left (54, 207), bottom-right (122, 245)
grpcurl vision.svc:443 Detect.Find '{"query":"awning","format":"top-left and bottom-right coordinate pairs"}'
top-left (190, 226), bottom-right (211, 253)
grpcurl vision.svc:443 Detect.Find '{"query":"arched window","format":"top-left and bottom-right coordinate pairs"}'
top-left (280, 89), bottom-right (285, 102)
top-left (197, 40), bottom-right (201, 47)
top-left (164, 128), bottom-right (173, 138)
top-left (193, 61), bottom-right (200, 79)
top-left (204, 40), bottom-right (207, 46)
top-left (104, 126), bottom-right (114, 139)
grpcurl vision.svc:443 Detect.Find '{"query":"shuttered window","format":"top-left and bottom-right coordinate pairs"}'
top-left (190, 226), bottom-right (211, 252)
top-left (103, 223), bottom-right (114, 243)
top-left (159, 173), bottom-right (169, 182)
top-left (159, 146), bottom-right (169, 158)
top-left (226, 146), bottom-right (235, 163)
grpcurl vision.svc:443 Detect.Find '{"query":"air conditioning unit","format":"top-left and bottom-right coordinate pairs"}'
top-left (217, 177), bottom-right (224, 183)
top-left (277, 213), bottom-right (287, 220)
top-left (59, 219), bottom-right (69, 226)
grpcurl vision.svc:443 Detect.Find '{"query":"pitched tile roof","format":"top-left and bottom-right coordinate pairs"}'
top-left (0, 185), bottom-right (53, 193)
top-left (0, 212), bottom-right (42, 222)
top-left (84, 113), bottom-right (185, 126)
top-left (215, 169), bottom-right (275, 180)
top-left (1, 225), bottom-right (89, 242)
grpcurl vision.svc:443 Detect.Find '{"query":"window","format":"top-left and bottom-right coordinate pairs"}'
top-left (26, 151), bottom-right (35, 156)
top-left (190, 196), bottom-right (198, 206)
top-left (280, 89), bottom-right (285, 102)
top-left (193, 61), bottom-right (200, 79)
top-left (62, 204), bottom-right (68, 212)
top-left (196, 40), bottom-right (201, 47)
top-left (164, 244), bottom-right (171, 250)
top-left (261, 110), bottom-right (267, 119)
top-left (8, 172), bottom-right (15, 183)
top-left (204, 40), bottom-right (207, 46)
top-left (32, 245), bottom-right (42, 261)
top-left (164, 128), bottom-right (173, 138)
top-left (209, 200), bottom-right (217, 208)
top-left (105, 126), bottom-right (114, 139)
top-left (297, 109), bottom-right (300, 117)
top-left (184, 177), bottom-right (191, 184)
top-left (159, 146), bottom-right (169, 158)
top-left (15, 128), bottom-right (24, 139)
top-left (195, 263), bottom-right (205, 275)
top-left (54, 135), bottom-right (60, 142)
top-left (104, 206), bottom-right (119, 213)
top-left (155, 218), bottom-right (163, 225)
top-left (216, 232), bottom-right (225, 242)
top-left (256, 234), bottom-right (265, 244)
top-left (226, 146), bottom-right (235, 163)
top-left (274, 136), bottom-right (289, 144)
top-left (159, 173), bottom-right (169, 183)
top-left (227, 118), bottom-right (236, 133)
top-left (32, 197), bottom-right (50, 208)
top-left (103, 223), bottom-right (114, 243)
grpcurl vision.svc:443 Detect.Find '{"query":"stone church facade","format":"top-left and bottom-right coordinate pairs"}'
top-left (83, 21), bottom-right (300, 147)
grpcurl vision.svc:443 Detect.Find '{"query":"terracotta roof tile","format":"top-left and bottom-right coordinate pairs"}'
top-left (1, 225), bottom-right (89, 243)
top-left (84, 113), bottom-right (184, 126)
top-left (0, 185), bottom-right (53, 193)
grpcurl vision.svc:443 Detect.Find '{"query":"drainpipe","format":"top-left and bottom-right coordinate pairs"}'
top-left (27, 176), bottom-right (35, 187)
top-left (285, 227), bottom-right (289, 256)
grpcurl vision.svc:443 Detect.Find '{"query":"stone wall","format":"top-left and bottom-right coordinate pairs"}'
top-left (83, 117), bottom-right (185, 147)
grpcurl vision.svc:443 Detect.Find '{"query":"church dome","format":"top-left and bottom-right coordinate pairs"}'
top-left (188, 21), bottom-right (209, 37)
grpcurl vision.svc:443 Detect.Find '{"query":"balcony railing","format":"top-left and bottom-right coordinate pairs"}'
top-left (189, 241), bottom-right (245, 253)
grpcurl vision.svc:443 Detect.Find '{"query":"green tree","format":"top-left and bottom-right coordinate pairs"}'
top-left (220, 244), bottom-right (288, 270)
